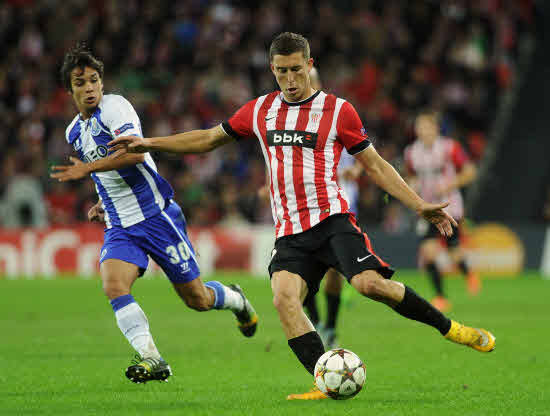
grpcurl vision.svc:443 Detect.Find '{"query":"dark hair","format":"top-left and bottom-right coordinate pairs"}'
top-left (61, 42), bottom-right (104, 92)
top-left (269, 32), bottom-right (310, 62)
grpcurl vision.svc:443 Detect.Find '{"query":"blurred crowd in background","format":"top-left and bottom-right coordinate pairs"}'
top-left (0, 0), bottom-right (540, 230)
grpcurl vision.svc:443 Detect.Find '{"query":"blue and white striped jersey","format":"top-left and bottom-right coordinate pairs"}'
top-left (65, 94), bottom-right (174, 228)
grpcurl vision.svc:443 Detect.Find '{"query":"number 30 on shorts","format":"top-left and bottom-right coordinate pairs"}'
top-left (165, 241), bottom-right (192, 264)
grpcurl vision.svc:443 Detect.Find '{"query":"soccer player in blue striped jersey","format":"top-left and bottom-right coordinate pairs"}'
top-left (51, 43), bottom-right (258, 384)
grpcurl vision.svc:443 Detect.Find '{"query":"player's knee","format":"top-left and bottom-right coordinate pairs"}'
top-left (421, 240), bottom-right (440, 263)
top-left (102, 279), bottom-right (129, 300)
top-left (354, 274), bottom-right (387, 300)
top-left (272, 288), bottom-right (301, 314)
top-left (448, 248), bottom-right (462, 263)
top-left (363, 278), bottom-right (382, 298)
top-left (183, 293), bottom-right (211, 311)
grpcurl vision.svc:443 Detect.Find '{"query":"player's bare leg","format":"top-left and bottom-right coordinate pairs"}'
top-left (101, 258), bottom-right (140, 301)
top-left (271, 271), bottom-right (328, 400)
top-left (173, 277), bottom-right (258, 337)
top-left (101, 259), bottom-right (170, 383)
top-left (449, 246), bottom-right (481, 295)
top-left (421, 239), bottom-right (451, 311)
top-left (271, 271), bottom-right (314, 338)
top-left (350, 270), bottom-right (495, 352)
top-left (325, 268), bottom-right (344, 295)
top-left (173, 277), bottom-right (215, 311)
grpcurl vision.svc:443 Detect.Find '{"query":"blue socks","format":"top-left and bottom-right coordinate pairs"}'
top-left (204, 281), bottom-right (225, 309)
top-left (110, 294), bottom-right (135, 312)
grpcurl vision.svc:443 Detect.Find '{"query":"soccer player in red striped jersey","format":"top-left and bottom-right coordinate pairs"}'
top-left (300, 66), bottom-right (361, 350)
top-left (405, 111), bottom-right (481, 312)
top-left (110, 32), bottom-right (496, 400)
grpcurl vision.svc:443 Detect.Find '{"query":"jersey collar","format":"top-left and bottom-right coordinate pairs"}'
top-left (280, 90), bottom-right (320, 106)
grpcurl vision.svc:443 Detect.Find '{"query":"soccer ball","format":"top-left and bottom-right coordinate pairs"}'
top-left (314, 348), bottom-right (366, 400)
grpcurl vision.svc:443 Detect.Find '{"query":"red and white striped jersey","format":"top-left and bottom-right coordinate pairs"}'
top-left (221, 90), bottom-right (371, 238)
top-left (404, 137), bottom-right (469, 220)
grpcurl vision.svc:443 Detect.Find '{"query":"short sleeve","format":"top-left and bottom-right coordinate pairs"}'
top-left (101, 95), bottom-right (143, 138)
top-left (221, 99), bottom-right (256, 140)
top-left (449, 140), bottom-right (469, 170)
top-left (336, 101), bottom-right (371, 155)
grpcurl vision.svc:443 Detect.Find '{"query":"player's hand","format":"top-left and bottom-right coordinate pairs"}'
top-left (108, 136), bottom-right (151, 155)
top-left (88, 201), bottom-right (105, 223)
top-left (417, 201), bottom-right (458, 237)
top-left (50, 156), bottom-right (90, 182)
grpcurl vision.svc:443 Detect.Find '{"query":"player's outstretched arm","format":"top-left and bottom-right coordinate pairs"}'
top-left (355, 146), bottom-right (458, 236)
top-left (108, 125), bottom-right (233, 155)
top-left (50, 153), bottom-right (145, 182)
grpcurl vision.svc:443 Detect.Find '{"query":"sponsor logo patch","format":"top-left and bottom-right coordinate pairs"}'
top-left (115, 123), bottom-right (134, 136)
top-left (267, 130), bottom-right (318, 149)
top-left (84, 145), bottom-right (109, 162)
top-left (180, 262), bottom-right (190, 274)
top-left (356, 254), bottom-right (373, 262)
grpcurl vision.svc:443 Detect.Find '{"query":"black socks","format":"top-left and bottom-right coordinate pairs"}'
top-left (458, 260), bottom-right (469, 275)
top-left (325, 293), bottom-right (340, 329)
top-left (288, 331), bottom-right (325, 375)
top-left (426, 262), bottom-right (444, 296)
top-left (303, 293), bottom-right (341, 330)
top-left (303, 296), bottom-right (319, 327)
top-left (393, 286), bottom-right (452, 335)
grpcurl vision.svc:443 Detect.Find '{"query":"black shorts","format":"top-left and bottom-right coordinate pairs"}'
top-left (419, 222), bottom-right (462, 248)
top-left (268, 214), bottom-right (394, 299)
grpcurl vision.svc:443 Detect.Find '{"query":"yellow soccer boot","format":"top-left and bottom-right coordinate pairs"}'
top-left (444, 320), bottom-right (495, 352)
top-left (287, 385), bottom-right (328, 400)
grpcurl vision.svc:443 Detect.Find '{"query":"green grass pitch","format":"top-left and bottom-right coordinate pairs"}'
top-left (2, 271), bottom-right (549, 415)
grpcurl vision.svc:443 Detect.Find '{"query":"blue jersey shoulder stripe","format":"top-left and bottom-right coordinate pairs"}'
top-left (68, 119), bottom-right (81, 145)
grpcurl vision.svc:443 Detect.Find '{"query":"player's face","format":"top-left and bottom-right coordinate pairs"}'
top-left (415, 116), bottom-right (439, 146)
top-left (69, 66), bottom-right (103, 118)
top-left (271, 52), bottom-right (314, 102)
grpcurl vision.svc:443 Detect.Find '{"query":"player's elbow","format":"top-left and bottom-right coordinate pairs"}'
top-left (467, 164), bottom-right (477, 181)
top-left (363, 160), bottom-right (385, 181)
top-left (197, 129), bottom-right (219, 153)
top-left (203, 137), bottom-right (219, 153)
top-left (460, 164), bottom-right (477, 186)
top-left (356, 148), bottom-right (386, 181)
top-left (201, 127), bottom-right (231, 153)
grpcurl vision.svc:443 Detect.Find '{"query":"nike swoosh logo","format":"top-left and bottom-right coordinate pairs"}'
top-left (265, 116), bottom-right (276, 121)
top-left (357, 254), bottom-right (373, 262)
